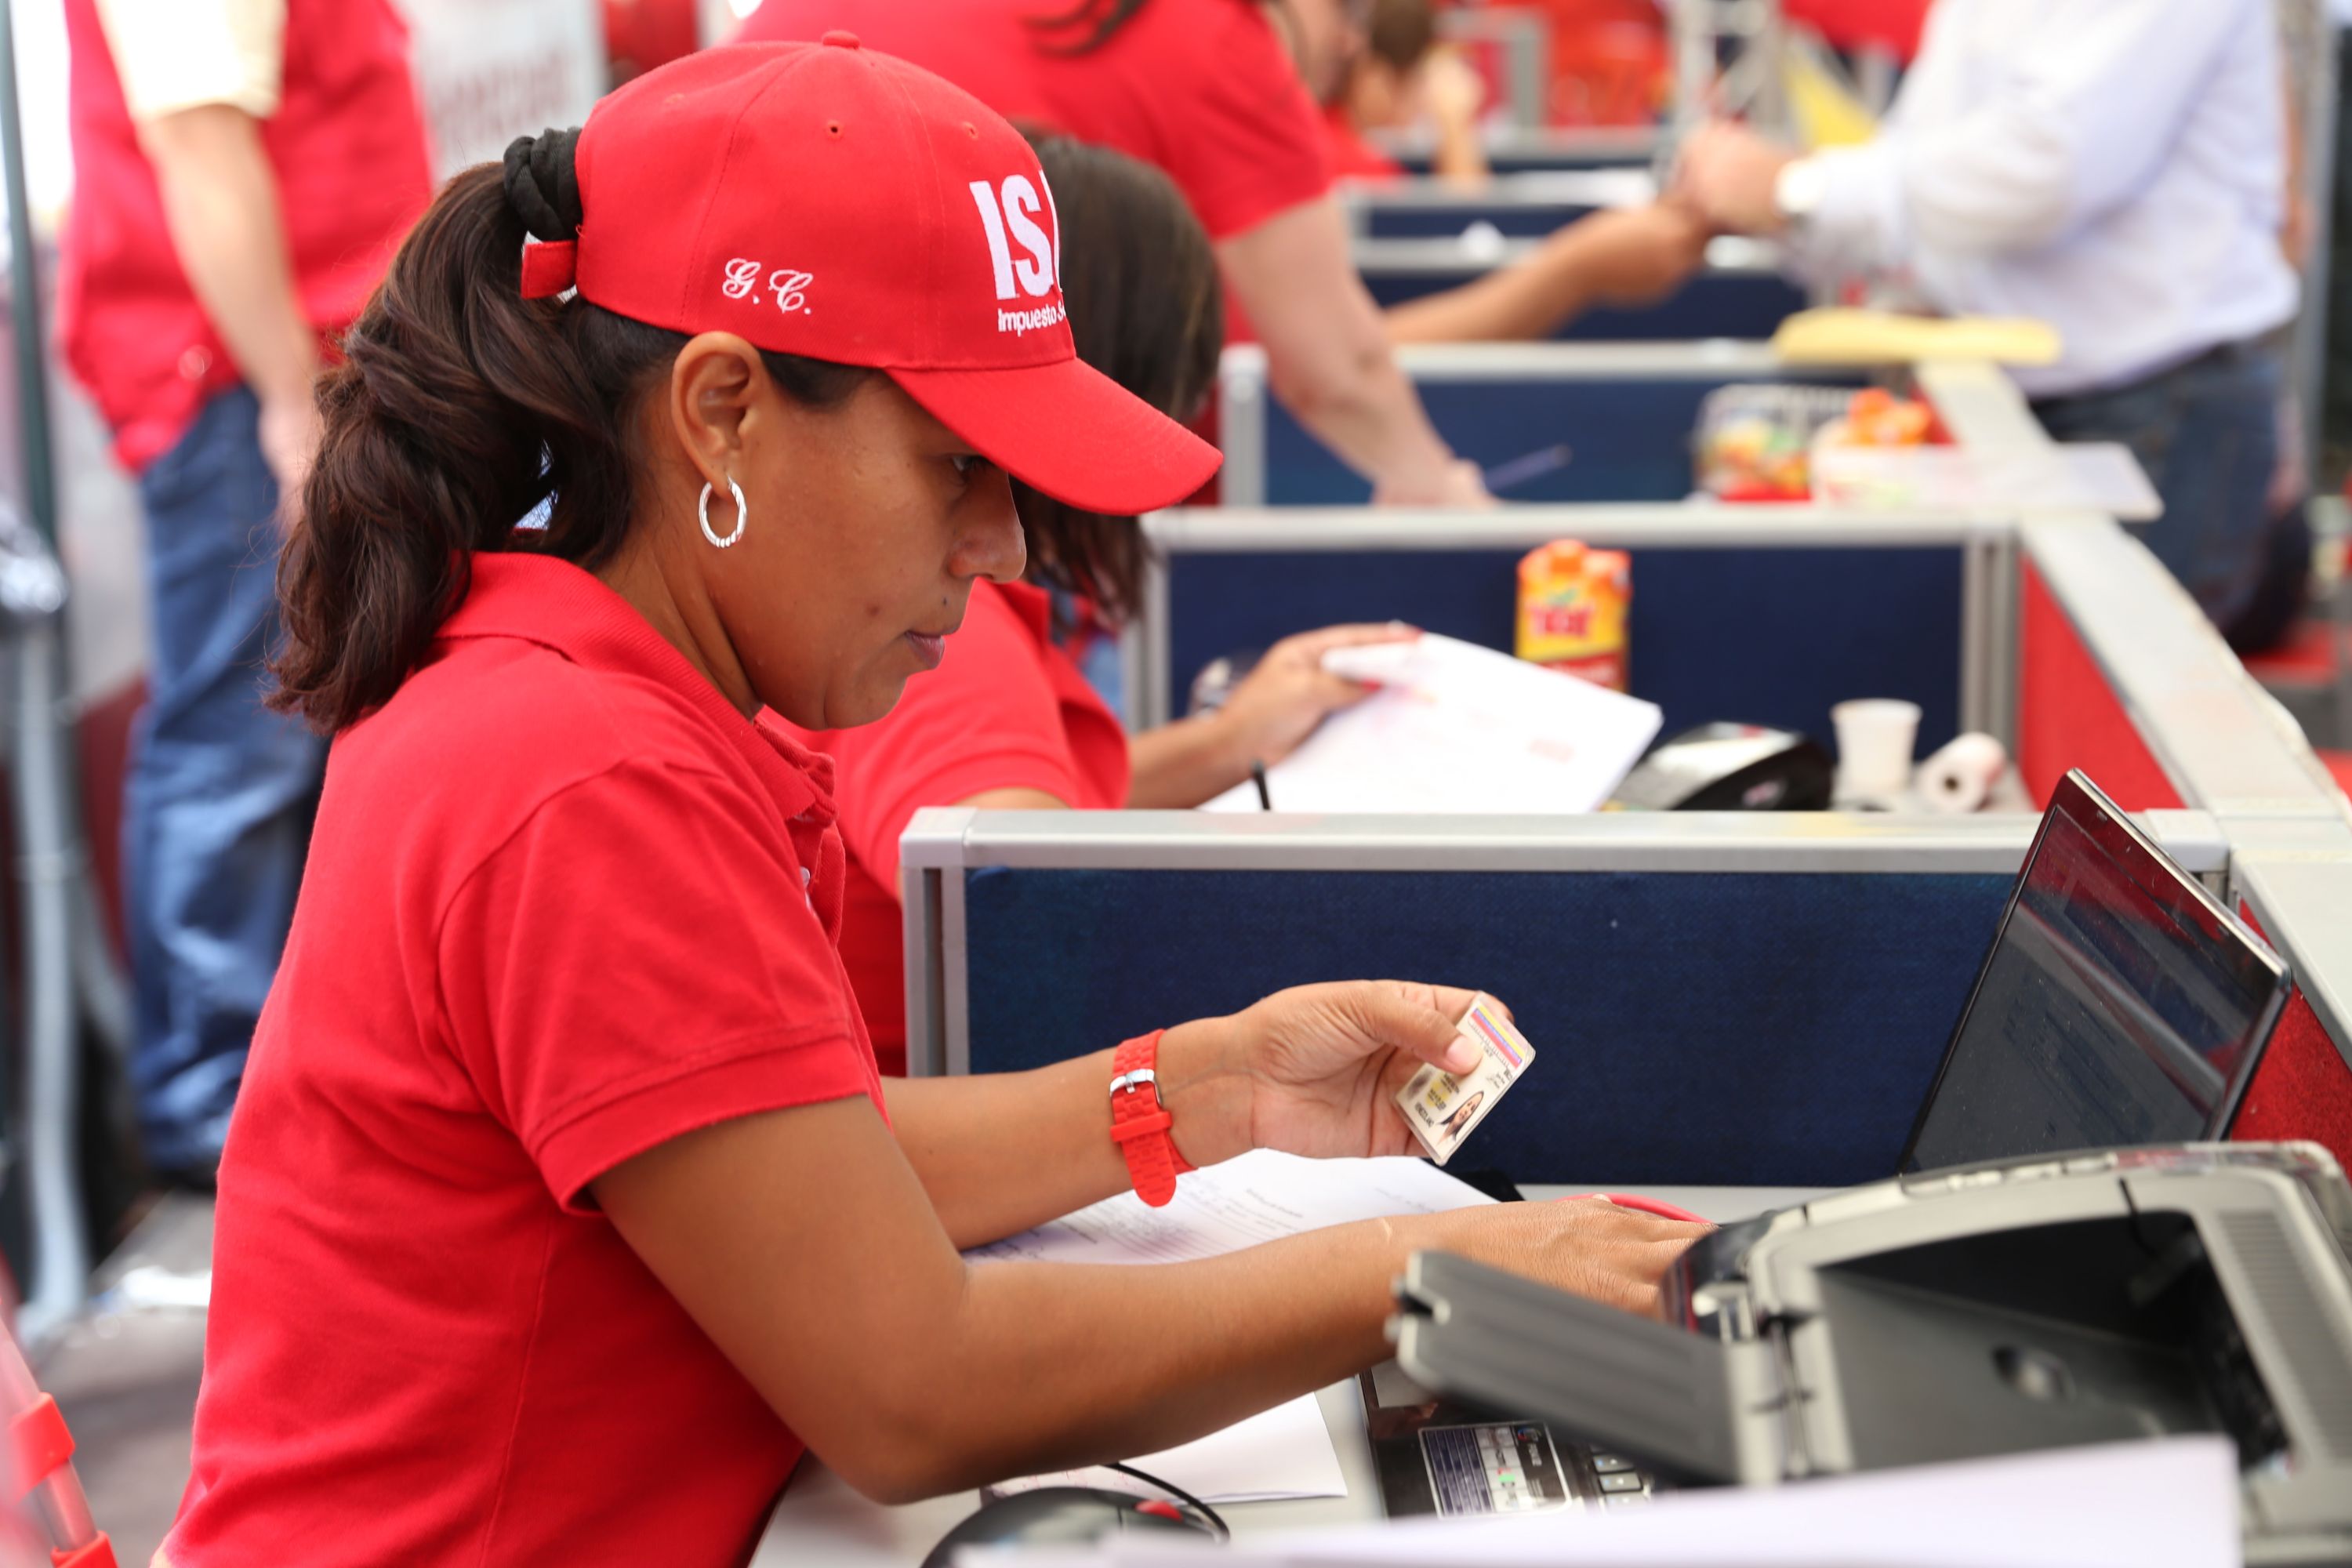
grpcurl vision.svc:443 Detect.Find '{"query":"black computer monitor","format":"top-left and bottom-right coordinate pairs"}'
top-left (1900, 770), bottom-right (2292, 1175)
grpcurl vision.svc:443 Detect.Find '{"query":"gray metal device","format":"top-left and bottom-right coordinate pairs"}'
top-left (1395, 1143), bottom-right (2352, 1563)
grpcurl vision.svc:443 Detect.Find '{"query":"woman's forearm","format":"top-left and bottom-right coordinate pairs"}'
top-left (1385, 226), bottom-right (1599, 343)
top-left (884, 1013), bottom-right (1252, 1247)
top-left (1123, 713), bottom-right (1250, 808)
top-left (896, 1221), bottom-right (1415, 1497)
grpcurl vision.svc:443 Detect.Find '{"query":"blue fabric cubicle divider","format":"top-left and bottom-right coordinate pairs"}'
top-left (1162, 545), bottom-right (1965, 753)
top-left (1362, 269), bottom-right (1806, 343)
top-left (1364, 200), bottom-right (1600, 238)
top-left (959, 866), bottom-right (2013, 1186)
top-left (1261, 371), bottom-right (1849, 504)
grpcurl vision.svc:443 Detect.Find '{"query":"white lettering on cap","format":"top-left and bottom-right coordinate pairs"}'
top-left (970, 175), bottom-right (1059, 303)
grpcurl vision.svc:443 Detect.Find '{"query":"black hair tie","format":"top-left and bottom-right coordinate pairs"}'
top-left (502, 127), bottom-right (584, 241)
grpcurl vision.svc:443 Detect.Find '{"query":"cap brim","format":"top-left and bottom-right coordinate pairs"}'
top-left (890, 358), bottom-right (1221, 517)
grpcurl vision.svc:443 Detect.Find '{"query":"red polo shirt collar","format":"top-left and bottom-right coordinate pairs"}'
top-left (438, 550), bottom-right (837, 827)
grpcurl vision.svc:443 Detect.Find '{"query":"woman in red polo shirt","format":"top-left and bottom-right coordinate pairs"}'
top-left (165, 41), bottom-right (1700, 1566)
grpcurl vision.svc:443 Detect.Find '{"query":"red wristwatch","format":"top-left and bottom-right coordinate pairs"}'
top-left (1109, 1030), bottom-right (1194, 1207)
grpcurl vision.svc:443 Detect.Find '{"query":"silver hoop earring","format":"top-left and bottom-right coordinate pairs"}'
top-left (699, 477), bottom-right (748, 549)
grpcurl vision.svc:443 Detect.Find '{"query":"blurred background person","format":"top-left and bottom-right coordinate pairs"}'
top-left (1311, 0), bottom-right (1711, 343)
top-left (57, 0), bottom-right (434, 1183)
top-left (739, 0), bottom-right (1492, 505)
top-left (1673, 0), bottom-right (2299, 640)
top-left (1319, 0), bottom-right (1493, 186)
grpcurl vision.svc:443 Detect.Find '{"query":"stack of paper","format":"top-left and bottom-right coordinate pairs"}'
top-left (968, 1152), bottom-right (1495, 1504)
top-left (1201, 634), bottom-right (1663, 815)
top-left (961, 1437), bottom-right (2241, 1567)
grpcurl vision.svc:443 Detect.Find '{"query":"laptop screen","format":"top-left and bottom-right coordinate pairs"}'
top-left (1900, 771), bottom-right (2290, 1175)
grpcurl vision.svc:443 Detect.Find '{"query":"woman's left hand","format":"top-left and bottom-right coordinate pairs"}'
top-left (1162, 982), bottom-right (1489, 1167)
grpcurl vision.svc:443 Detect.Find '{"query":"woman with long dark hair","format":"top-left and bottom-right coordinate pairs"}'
top-left (161, 42), bottom-right (1700, 1565)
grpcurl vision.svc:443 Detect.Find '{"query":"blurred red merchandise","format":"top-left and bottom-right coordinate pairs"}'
top-left (604, 0), bottom-right (700, 80)
top-left (1506, 0), bottom-right (1668, 126)
top-left (1783, 0), bottom-right (1932, 60)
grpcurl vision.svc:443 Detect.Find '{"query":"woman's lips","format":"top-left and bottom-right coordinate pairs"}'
top-left (905, 631), bottom-right (946, 669)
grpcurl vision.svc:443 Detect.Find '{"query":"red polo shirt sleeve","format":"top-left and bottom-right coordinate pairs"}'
top-left (1151, 0), bottom-right (1333, 238)
top-left (435, 754), bottom-right (875, 1211)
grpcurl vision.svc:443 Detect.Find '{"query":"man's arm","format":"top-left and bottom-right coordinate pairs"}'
top-left (136, 103), bottom-right (319, 493)
top-left (1384, 204), bottom-right (1710, 343)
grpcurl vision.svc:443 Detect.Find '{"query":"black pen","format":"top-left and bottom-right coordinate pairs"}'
top-left (1250, 760), bottom-right (1272, 811)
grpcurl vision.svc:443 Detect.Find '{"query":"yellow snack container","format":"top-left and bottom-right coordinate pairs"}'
top-left (1515, 540), bottom-right (1629, 691)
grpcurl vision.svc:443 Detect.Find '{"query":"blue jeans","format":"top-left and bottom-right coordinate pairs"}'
top-left (2031, 344), bottom-right (2281, 632)
top-left (124, 387), bottom-right (325, 1171)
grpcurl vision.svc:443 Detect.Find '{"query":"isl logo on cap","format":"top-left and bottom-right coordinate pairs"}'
top-left (969, 176), bottom-right (1066, 338)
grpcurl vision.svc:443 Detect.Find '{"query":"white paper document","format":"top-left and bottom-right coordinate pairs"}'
top-left (968, 1149), bottom-right (1496, 1269)
top-left (1200, 634), bottom-right (1663, 815)
top-left (978, 1436), bottom-right (2241, 1568)
top-left (968, 1152), bottom-right (1495, 1503)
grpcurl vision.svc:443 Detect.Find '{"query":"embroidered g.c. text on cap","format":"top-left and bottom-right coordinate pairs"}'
top-left (521, 36), bottom-right (1219, 516)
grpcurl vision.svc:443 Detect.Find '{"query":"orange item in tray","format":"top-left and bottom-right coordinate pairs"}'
top-left (1831, 387), bottom-right (1940, 448)
top-left (1516, 540), bottom-right (1630, 690)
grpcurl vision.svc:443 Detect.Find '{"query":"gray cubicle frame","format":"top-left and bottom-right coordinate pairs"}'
top-left (1352, 234), bottom-right (1791, 311)
top-left (1433, 4), bottom-right (1551, 133)
top-left (1364, 122), bottom-right (1665, 172)
top-left (1121, 503), bottom-right (2016, 736)
top-left (896, 810), bottom-right (2230, 1080)
top-left (1216, 339), bottom-right (1813, 508)
top-left (1337, 167), bottom-right (1657, 241)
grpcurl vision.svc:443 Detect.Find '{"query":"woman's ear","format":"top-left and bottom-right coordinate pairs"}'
top-left (666, 332), bottom-right (768, 489)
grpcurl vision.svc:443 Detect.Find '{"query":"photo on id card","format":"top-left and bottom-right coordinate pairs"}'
top-left (1397, 993), bottom-right (1534, 1165)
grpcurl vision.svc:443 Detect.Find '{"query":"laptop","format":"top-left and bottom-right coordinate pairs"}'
top-left (1362, 768), bottom-right (2292, 1519)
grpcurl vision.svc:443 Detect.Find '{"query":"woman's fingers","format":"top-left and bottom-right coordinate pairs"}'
top-left (1344, 982), bottom-right (1479, 1074)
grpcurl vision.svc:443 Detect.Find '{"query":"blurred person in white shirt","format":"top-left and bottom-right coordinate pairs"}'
top-left (1675, 0), bottom-right (2298, 639)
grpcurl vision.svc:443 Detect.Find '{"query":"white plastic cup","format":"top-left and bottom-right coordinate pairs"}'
top-left (1831, 699), bottom-right (1923, 801)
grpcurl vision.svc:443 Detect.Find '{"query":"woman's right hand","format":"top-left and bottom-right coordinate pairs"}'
top-left (1417, 1198), bottom-right (1711, 1319)
top-left (1214, 622), bottom-right (1421, 774)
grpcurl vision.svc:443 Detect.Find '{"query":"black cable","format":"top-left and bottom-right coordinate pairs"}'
top-left (1103, 1461), bottom-right (1231, 1542)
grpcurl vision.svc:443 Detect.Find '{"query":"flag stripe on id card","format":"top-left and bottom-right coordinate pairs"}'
top-left (1396, 993), bottom-right (1536, 1166)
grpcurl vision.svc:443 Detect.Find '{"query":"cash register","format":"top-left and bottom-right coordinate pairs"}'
top-left (1377, 773), bottom-right (2352, 1561)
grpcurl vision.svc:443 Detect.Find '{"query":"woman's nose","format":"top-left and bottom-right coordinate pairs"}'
top-left (957, 470), bottom-right (1028, 584)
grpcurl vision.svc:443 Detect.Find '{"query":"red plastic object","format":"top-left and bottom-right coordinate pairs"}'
top-left (1560, 1192), bottom-right (1710, 1224)
top-left (9, 1397), bottom-right (71, 1504)
top-left (1134, 1500), bottom-right (1185, 1522)
top-left (53, 1537), bottom-right (118, 1568)
top-left (1782, 0), bottom-right (1932, 59)
top-left (2239, 620), bottom-right (2343, 686)
top-left (2016, 560), bottom-right (2184, 811)
top-left (2318, 750), bottom-right (2352, 800)
top-left (2230, 905), bottom-right (2352, 1175)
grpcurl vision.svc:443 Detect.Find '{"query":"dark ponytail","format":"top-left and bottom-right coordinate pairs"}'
top-left (270, 131), bottom-right (864, 733)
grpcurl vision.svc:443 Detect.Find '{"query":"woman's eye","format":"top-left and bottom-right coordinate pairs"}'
top-left (950, 453), bottom-right (993, 481)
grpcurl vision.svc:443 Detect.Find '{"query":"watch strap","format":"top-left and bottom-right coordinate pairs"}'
top-left (1109, 1031), bottom-right (1194, 1207)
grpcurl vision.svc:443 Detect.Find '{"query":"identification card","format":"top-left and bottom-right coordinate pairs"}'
top-left (1395, 993), bottom-right (1534, 1165)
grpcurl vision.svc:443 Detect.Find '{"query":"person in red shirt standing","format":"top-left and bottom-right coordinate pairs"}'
top-left (165, 42), bottom-right (1700, 1561)
top-left (58, 0), bottom-right (432, 1183)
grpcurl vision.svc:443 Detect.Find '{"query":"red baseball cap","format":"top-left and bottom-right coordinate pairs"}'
top-left (522, 37), bottom-right (1219, 516)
